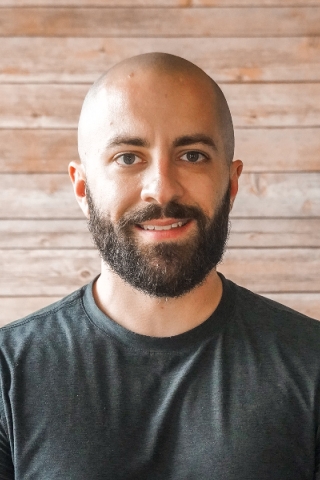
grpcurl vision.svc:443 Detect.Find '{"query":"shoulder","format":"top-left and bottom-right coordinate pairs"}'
top-left (227, 278), bottom-right (320, 348)
top-left (0, 286), bottom-right (88, 350)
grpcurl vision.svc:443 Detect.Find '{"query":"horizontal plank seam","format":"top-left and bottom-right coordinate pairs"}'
top-left (0, 5), bottom-right (319, 8)
top-left (1, 217), bottom-right (320, 221)
top-left (2, 126), bottom-right (320, 131)
top-left (226, 246), bottom-right (320, 249)
top-left (196, 216), bottom-right (320, 220)
top-left (1, 35), bottom-right (320, 39)
top-left (3, 80), bottom-right (320, 86)
top-left (0, 217), bottom-right (89, 221)
top-left (0, 81), bottom-right (319, 86)
top-left (1, 126), bottom-right (320, 132)
top-left (4, 169), bottom-right (320, 174)
top-left (2, 216), bottom-right (319, 221)
top-left (1, 34), bottom-right (319, 39)
top-left (2, 171), bottom-right (320, 175)
top-left (233, 126), bottom-right (320, 130)
top-left (2, 246), bottom-right (320, 250)
top-left (1, 82), bottom-right (320, 88)
top-left (256, 290), bottom-right (320, 294)
top-left (0, 248), bottom-right (95, 251)
top-left (1, 247), bottom-right (319, 251)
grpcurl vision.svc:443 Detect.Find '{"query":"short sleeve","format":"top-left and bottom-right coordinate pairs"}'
top-left (0, 414), bottom-right (13, 480)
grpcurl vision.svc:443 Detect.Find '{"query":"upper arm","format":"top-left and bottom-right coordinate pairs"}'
top-left (0, 415), bottom-right (13, 480)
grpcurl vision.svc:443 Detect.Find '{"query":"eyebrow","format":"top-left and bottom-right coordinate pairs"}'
top-left (173, 134), bottom-right (217, 150)
top-left (106, 136), bottom-right (150, 149)
top-left (105, 133), bottom-right (217, 150)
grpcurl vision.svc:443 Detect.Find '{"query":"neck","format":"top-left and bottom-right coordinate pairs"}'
top-left (92, 263), bottom-right (223, 337)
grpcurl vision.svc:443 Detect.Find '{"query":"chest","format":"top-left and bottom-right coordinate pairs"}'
top-left (8, 340), bottom-right (317, 480)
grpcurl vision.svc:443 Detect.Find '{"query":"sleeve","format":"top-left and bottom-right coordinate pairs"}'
top-left (0, 353), bottom-right (14, 480)
top-left (315, 384), bottom-right (320, 480)
top-left (0, 415), bottom-right (13, 480)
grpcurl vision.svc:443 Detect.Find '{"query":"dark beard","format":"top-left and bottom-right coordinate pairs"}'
top-left (86, 185), bottom-right (231, 298)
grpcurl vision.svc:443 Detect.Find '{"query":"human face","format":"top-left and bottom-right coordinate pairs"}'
top-left (86, 182), bottom-right (231, 298)
top-left (72, 69), bottom-right (242, 294)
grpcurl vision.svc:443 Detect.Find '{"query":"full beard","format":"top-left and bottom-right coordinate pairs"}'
top-left (86, 185), bottom-right (231, 298)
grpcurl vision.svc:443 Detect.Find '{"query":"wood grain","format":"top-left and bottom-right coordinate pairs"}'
top-left (233, 173), bottom-right (320, 217)
top-left (0, 1), bottom-right (317, 6)
top-left (1, 248), bottom-right (319, 295)
top-left (234, 128), bottom-right (320, 172)
top-left (1, 218), bottom-right (319, 248)
top-left (0, 219), bottom-right (92, 248)
top-left (0, 297), bottom-right (63, 326)
top-left (219, 248), bottom-right (320, 292)
top-left (1, 37), bottom-right (320, 83)
top-left (2, 173), bottom-right (320, 218)
top-left (0, 84), bottom-right (85, 128)
top-left (1, 174), bottom-right (81, 219)
top-left (0, 1), bottom-right (317, 7)
top-left (192, 0), bottom-right (320, 5)
top-left (1, 128), bottom-right (319, 173)
top-left (262, 293), bottom-right (320, 320)
top-left (1, 84), bottom-right (320, 128)
top-left (228, 218), bottom-right (320, 248)
top-left (0, 130), bottom-right (78, 173)
top-left (0, 7), bottom-right (319, 37)
top-left (0, 248), bottom-right (100, 296)
top-left (0, 0), bottom-right (319, 329)
top-left (223, 83), bottom-right (320, 127)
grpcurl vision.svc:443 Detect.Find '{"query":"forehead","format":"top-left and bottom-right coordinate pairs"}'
top-left (79, 69), bottom-right (222, 151)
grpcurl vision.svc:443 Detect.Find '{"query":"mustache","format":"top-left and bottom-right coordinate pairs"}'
top-left (118, 201), bottom-right (207, 229)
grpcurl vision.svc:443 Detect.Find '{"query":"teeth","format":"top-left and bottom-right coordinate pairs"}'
top-left (142, 221), bottom-right (185, 231)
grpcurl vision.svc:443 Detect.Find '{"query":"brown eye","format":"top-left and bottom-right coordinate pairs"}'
top-left (181, 151), bottom-right (207, 163)
top-left (116, 153), bottom-right (142, 166)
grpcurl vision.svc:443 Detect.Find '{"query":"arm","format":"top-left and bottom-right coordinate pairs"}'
top-left (0, 415), bottom-right (13, 479)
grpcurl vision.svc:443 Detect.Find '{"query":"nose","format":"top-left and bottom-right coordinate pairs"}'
top-left (140, 158), bottom-right (184, 205)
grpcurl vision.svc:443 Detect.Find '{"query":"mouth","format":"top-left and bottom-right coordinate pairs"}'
top-left (135, 218), bottom-right (192, 241)
top-left (138, 219), bottom-right (189, 231)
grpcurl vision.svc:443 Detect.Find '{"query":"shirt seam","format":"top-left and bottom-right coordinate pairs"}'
top-left (0, 292), bottom-right (83, 333)
top-left (79, 287), bottom-right (232, 355)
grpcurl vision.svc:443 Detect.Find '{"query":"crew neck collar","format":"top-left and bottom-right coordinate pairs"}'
top-left (81, 273), bottom-right (235, 352)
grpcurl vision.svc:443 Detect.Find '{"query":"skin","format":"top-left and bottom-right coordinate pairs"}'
top-left (69, 53), bottom-right (243, 337)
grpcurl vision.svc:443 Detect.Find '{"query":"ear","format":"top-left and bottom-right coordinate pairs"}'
top-left (229, 159), bottom-right (243, 211)
top-left (68, 161), bottom-right (89, 218)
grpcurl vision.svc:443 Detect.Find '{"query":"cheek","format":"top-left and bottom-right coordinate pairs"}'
top-left (91, 173), bottom-right (142, 222)
top-left (185, 175), bottom-right (224, 216)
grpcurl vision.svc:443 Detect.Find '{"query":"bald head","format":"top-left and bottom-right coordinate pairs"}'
top-left (78, 52), bottom-right (235, 165)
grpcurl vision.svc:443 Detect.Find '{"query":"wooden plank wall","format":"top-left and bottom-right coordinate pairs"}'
top-left (0, 0), bottom-right (319, 324)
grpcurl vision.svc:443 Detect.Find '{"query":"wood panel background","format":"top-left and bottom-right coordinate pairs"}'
top-left (0, 0), bottom-right (319, 324)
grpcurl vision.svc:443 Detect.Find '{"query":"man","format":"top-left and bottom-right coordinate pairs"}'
top-left (0, 53), bottom-right (319, 479)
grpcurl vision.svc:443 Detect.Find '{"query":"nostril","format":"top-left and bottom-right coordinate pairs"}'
top-left (140, 172), bottom-right (184, 205)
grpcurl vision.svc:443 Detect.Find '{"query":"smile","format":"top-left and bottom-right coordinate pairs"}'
top-left (139, 220), bottom-right (188, 231)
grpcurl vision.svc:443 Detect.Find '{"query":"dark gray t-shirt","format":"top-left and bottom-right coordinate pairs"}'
top-left (0, 275), bottom-right (319, 479)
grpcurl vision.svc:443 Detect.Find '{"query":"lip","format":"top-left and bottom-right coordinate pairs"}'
top-left (138, 217), bottom-right (188, 228)
top-left (135, 218), bottom-right (193, 241)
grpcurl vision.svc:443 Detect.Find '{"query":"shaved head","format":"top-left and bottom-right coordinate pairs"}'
top-left (72, 53), bottom-right (243, 298)
top-left (78, 52), bottom-right (235, 165)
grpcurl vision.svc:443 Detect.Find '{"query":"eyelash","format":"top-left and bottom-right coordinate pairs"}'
top-left (180, 151), bottom-right (208, 163)
top-left (114, 149), bottom-right (209, 166)
top-left (115, 153), bottom-right (142, 166)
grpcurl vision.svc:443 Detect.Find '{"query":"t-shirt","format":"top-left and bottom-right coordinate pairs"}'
top-left (0, 274), bottom-right (319, 479)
